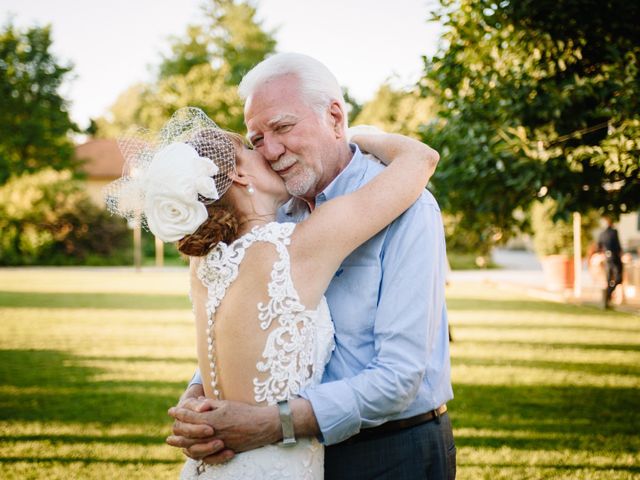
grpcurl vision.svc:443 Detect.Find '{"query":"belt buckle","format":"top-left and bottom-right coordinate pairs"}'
top-left (433, 407), bottom-right (441, 424)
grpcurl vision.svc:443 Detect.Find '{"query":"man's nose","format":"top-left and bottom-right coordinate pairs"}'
top-left (262, 136), bottom-right (285, 162)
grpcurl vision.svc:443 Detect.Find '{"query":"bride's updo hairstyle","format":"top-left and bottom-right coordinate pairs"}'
top-left (177, 130), bottom-right (249, 257)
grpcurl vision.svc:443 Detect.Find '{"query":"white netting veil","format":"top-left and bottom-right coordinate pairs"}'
top-left (104, 107), bottom-right (237, 242)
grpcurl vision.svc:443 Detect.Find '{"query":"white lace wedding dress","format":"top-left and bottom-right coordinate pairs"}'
top-left (180, 222), bottom-right (335, 479)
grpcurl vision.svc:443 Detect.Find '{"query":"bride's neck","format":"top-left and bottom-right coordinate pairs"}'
top-left (237, 213), bottom-right (276, 235)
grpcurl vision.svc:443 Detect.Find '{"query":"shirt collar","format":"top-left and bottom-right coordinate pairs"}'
top-left (318, 144), bottom-right (369, 203)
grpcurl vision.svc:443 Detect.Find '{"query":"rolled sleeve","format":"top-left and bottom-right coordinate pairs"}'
top-left (189, 369), bottom-right (203, 386)
top-left (301, 379), bottom-right (361, 445)
top-left (303, 193), bottom-right (447, 445)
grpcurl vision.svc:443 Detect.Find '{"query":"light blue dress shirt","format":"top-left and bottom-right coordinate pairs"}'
top-left (278, 145), bottom-right (453, 445)
top-left (191, 145), bottom-right (453, 446)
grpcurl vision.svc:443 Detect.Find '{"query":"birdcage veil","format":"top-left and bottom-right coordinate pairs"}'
top-left (104, 107), bottom-right (237, 242)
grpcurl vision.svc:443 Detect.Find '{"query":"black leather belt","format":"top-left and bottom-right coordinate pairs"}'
top-left (339, 404), bottom-right (448, 445)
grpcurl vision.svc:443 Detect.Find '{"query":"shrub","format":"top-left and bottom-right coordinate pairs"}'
top-left (0, 169), bottom-right (130, 265)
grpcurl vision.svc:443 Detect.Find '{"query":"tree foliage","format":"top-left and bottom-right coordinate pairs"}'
top-left (354, 83), bottom-right (437, 135)
top-left (96, 0), bottom-right (276, 137)
top-left (0, 21), bottom-right (78, 184)
top-left (0, 169), bottom-right (130, 265)
top-left (421, 0), bottom-right (640, 251)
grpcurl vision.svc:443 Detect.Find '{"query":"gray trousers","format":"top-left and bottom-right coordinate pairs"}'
top-left (324, 413), bottom-right (456, 480)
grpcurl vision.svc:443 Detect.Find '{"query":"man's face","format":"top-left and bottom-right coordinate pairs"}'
top-left (244, 75), bottom-right (338, 200)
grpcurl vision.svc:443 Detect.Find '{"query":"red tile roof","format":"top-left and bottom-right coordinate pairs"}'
top-left (76, 139), bottom-right (125, 179)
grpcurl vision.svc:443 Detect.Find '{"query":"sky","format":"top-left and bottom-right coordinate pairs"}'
top-left (2, 0), bottom-right (443, 129)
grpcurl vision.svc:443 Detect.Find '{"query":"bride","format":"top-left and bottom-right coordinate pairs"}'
top-left (106, 108), bottom-right (438, 479)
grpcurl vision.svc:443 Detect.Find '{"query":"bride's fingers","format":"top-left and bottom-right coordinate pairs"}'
top-left (169, 406), bottom-right (211, 425)
top-left (171, 419), bottom-right (214, 438)
top-left (185, 439), bottom-right (226, 458)
top-left (165, 435), bottom-right (224, 460)
top-left (202, 449), bottom-right (235, 465)
top-left (167, 435), bottom-right (217, 449)
top-left (176, 397), bottom-right (207, 411)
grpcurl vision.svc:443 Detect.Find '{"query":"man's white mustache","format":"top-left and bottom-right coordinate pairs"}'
top-left (271, 156), bottom-right (297, 173)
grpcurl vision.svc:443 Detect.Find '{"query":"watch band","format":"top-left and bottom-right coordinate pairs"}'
top-left (277, 400), bottom-right (296, 446)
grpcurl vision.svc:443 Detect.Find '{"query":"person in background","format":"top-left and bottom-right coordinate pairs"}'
top-left (597, 216), bottom-right (623, 309)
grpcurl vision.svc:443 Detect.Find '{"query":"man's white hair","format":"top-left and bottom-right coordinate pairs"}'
top-left (238, 52), bottom-right (347, 126)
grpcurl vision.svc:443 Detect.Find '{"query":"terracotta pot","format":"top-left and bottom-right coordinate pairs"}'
top-left (541, 254), bottom-right (574, 291)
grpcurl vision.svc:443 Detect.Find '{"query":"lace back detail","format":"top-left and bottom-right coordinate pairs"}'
top-left (196, 222), bottom-right (322, 405)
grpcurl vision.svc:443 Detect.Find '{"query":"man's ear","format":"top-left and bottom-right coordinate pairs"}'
top-left (328, 101), bottom-right (347, 139)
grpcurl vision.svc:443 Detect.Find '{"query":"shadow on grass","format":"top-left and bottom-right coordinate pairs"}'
top-left (0, 291), bottom-right (190, 310)
top-left (0, 349), bottom-right (185, 425)
top-left (450, 383), bottom-right (640, 452)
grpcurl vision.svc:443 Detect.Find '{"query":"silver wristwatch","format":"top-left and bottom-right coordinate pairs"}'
top-left (277, 400), bottom-right (297, 447)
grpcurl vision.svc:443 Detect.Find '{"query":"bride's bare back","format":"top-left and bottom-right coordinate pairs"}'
top-left (191, 223), bottom-right (333, 406)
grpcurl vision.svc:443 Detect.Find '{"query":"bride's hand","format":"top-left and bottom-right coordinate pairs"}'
top-left (169, 398), bottom-right (281, 464)
top-left (166, 395), bottom-right (232, 460)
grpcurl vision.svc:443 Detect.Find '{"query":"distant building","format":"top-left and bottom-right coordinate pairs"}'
top-left (614, 211), bottom-right (640, 254)
top-left (75, 139), bottom-right (125, 206)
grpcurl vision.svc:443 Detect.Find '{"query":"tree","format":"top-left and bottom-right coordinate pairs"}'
top-left (158, 25), bottom-right (212, 79)
top-left (354, 82), bottom-right (437, 135)
top-left (421, 0), bottom-right (640, 251)
top-left (96, 0), bottom-right (276, 137)
top-left (0, 21), bottom-right (78, 184)
top-left (203, 0), bottom-right (276, 86)
top-left (342, 87), bottom-right (363, 126)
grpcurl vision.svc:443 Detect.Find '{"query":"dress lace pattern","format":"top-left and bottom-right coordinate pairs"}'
top-left (182, 222), bottom-right (334, 479)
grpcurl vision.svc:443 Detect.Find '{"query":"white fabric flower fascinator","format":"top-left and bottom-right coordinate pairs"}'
top-left (104, 107), bottom-right (236, 242)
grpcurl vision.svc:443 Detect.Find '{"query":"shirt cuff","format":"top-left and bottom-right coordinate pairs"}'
top-left (189, 369), bottom-right (202, 387)
top-left (302, 380), bottom-right (361, 445)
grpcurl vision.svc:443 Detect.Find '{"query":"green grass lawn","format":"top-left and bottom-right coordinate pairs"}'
top-left (1, 268), bottom-right (639, 479)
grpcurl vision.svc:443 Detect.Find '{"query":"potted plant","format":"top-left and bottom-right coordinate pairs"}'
top-left (531, 198), bottom-right (595, 291)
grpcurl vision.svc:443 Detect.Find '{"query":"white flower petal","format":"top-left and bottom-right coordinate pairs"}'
top-left (200, 156), bottom-right (220, 176)
top-left (195, 177), bottom-right (219, 199)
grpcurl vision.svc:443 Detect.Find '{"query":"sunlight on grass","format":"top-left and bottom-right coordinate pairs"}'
top-left (1, 270), bottom-right (639, 479)
top-left (0, 267), bottom-right (190, 294)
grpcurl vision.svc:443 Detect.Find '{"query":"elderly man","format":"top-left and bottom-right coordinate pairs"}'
top-left (167, 53), bottom-right (455, 479)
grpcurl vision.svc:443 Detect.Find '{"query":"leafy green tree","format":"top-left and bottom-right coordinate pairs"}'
top-left (354, 83), bottom-right (437, 135)
top-left (97, 0), bottom-right (276, 137)
top-left (0, 21), bottom-right (78, 184)
top-left (421, 0), bottom-right (640, 252)
top-left (138, 63), bottom-right (245, 133)
top-left (158, 25), bottom-right (212, 79)
top-left (342, 87), bottom-right (363, 126)
top-left (203, 0), bottom-right (276, 86)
